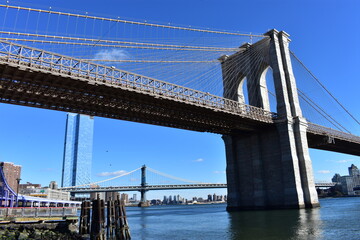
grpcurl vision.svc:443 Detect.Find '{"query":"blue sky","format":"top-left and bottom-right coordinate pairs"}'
top-left (0, 0), bottom-right (359, 199)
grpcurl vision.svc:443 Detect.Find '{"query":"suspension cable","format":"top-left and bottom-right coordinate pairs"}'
top-left (147, 167), bottom-right (205, 184)
top-left (297, 90), bottom-right (351, 133)
top-left (0, 38), bottom-right (237, 52)
top-left (0, 4), bottom-right (266, 37)
top-left (0, 31), bottom-right (239, 51)
top-left (61, 167), bottom-right (142, 188)
top-left (290, 51), bottom-right (360, 126)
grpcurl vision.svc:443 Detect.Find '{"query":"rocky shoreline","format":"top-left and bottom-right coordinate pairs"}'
top-left (0, 222), bottom-right (83, 240)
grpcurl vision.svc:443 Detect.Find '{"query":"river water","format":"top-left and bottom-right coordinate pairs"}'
top-left (126, 197), bottom-right (360, 240)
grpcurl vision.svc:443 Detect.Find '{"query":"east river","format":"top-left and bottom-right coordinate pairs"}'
top-left (126, 197), bottom-right (360, 240)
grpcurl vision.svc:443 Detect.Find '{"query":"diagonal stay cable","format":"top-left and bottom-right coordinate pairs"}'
top-left (297, 90), bottom-right (351, 133)
top-left (290, 51), bottom-right (360, 126)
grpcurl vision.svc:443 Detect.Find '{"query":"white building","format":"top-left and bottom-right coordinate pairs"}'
top-left (339, 164), bottom-right (360, 196)
top-left (28, 188), bottom-right (70, 201)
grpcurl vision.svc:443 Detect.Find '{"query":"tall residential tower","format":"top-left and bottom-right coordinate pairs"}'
top-left (61, 113), bottom-right (94, 188)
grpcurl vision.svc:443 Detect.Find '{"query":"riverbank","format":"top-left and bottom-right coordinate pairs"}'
top-left (0, 222), bottom-right (82, 240)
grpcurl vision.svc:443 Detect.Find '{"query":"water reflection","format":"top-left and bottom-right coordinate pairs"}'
top-left (228, 208), bottom-right (323, 240)
top-left (138, 208), bottom-right (148, 240)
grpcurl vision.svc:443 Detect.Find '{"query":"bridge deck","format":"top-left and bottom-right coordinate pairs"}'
top-left (307, 123), bottom-right (360, 156)
top-left (63, 183), bottom-right (335, 193)
top-left (0, 41), bottom-right (359, 155)
top-left (0, 41), bottom-right (274, 134)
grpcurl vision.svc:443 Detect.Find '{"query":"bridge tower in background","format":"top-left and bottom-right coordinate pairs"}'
top-left (138, 165), bottom-right (149, 207)
top-left (219, 29), bottom-right (319, 210)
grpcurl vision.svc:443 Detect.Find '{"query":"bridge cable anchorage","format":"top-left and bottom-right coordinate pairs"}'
top-left (61, 167), bottom-right (142, 189)
top-left (147, 167), bottom-right (208, 184)
top-left (0, 4), bottom-right (266, 37)
top-left (290, 51), bottom-right (360, 126)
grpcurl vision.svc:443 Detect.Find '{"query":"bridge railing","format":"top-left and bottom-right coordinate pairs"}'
top-left (64, 182), bottom-right (334, 192)
top-left (0, 40), bottom-right (275, 123)
top-left (307, 122), bottom-right (360, 144)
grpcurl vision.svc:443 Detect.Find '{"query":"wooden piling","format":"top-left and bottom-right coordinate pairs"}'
top-left (80, 195), bottom-right (131, 240)
top-left (90, 195), bottom-right (106, 240)
top-left (115, 195), bottom-right (131, 240)
top-left (79, 201), bottom-right (91, 235)
top-left (107, 197), bottom-right (116, 238)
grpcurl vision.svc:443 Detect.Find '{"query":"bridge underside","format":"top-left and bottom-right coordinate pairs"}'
top-left (1, 62), bottom-right (359, 157)
top-left (0, 62), bottom-right (270, 135)
top-left (307, 133), bottom-right (360, 156)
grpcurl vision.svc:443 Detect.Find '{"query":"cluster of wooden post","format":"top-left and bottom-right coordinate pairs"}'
top-left (79, 195), bottom-right (131, 240)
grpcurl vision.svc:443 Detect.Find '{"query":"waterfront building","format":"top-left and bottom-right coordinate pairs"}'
top-left (89, 184), bottom-right (105, 200)
top-left (19, 181), bottom-right (70, 201)
top-left (90, 191), bottom-right (105, 200)
top-left (61, 113), bottom-right (94, 189)
top-left (349, 164), bottom-right (360, 176)
top-left (49, 181), bottom-right (58, 190)
top-left (128, 194), bottom-right (138, 204)
top-left (331, 173), bottom-right (341, 183)
top-left (104, 192), bottom-right (119, 201)
top-left (19, 182), bottom-right (41, 195)
top-left (0, 162), bottom-right (21, 192)
top-left (163, 195), bottom-right (168, 204)
top-left (28, 188), bottom-right (70, 201)
top-left (121, 193), bottom-right (129, 203)
top-left (150, 199), bottom-right (162, 205)
top-left (337, 164), bottom-right (360, 195)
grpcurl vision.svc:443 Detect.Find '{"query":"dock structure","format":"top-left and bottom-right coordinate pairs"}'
top-left (80, 195), bottom-right (131, 240)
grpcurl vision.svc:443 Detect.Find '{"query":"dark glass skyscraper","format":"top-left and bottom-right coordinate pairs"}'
top-left (61, 113), bottom-right (94, 188)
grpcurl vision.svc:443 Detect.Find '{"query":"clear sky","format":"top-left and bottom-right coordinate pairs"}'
top-left (0, 0), bottom-right (359, 199)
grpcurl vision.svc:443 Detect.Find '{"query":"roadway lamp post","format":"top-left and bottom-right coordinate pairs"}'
top-left (16, 178), bottom-right (21, 207)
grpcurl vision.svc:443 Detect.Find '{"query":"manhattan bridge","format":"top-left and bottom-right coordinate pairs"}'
top-left (0, 4), bottom-right (359, 210)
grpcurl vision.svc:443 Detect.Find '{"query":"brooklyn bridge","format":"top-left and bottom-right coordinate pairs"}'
top-left (0, 4), bottom-right (359, 211)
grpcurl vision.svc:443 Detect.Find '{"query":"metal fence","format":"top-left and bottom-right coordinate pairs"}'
top-left (0, 207), bottom-right (78, 218)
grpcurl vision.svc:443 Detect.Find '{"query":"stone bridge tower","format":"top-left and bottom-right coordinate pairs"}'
top-left (219, 29), bottom-right (319, 210)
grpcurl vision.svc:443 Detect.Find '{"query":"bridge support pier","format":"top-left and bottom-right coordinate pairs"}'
top-left (221, 29), bottom-right (319, 210)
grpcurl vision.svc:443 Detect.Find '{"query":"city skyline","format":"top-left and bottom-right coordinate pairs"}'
top-left (0, 0), bottom-right (359, 200)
